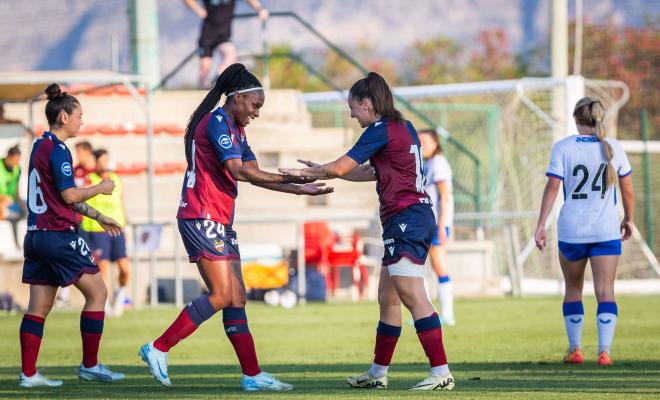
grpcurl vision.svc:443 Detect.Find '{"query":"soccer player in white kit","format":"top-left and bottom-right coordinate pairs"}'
top-left (534, 97), bottom-right (634, 366)
top-left (419, 129), bottom-right (455, 326)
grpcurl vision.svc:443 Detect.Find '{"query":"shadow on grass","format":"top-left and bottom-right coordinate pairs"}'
top-left (0, 361), bottom-right (659, 399)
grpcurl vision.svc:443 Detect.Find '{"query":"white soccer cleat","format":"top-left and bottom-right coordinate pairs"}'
top-left (409, 372), bottom-right (455, 391)
top-left (18, 372), bottom-right (63, 388)
top-left (346, 371), bottom-right (388, 389)
top-left (139, 342), bottom-right (171, 387)
top-left (241, 371), bottom-right (293, 391)
top-left (79, 363), bottom-right (125, 382)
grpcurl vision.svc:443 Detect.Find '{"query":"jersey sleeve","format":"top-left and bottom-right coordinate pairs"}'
top-left (546, 142), bottom-right (564, 180)
top-left (207, 113), bottom-right (242, 163)
top-left (432, 156), bottom-right (452, 183)
top-left (49, 145), bottom-right (76, 192)
top-left (612, 139), bottom-right (632, 177)
top-left (241, 136), bottom-right (257, 162)
top-left (346, 124), bottom-right (388, 165)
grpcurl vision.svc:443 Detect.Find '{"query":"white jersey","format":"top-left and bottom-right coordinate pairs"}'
top-left (423, 154), bottom-right (454, 228)
top-left (546, 134), bottom-right (632, 243)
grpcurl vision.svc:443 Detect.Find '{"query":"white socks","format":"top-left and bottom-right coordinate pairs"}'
top-left (562, 301), bottom-right (584, 352)
top-left (597, 302), bottom-right (618, 354)
top-left (368, 363), bottom-right (388, 378)
top-left (437, 276), bottom-right (454, 322)
top-left (431, 364), bottom-right (450, 377)
top-left (563, 301), bottom-right (618, 354)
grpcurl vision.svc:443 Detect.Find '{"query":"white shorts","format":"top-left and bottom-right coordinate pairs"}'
top-left (386, 257), bottom-right (425, 278)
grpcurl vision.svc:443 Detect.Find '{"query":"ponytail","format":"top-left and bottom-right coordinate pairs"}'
top-left (349, 72), bottom-right (402, 122)
top-left (184, 63), bottom-right (262, 165)
top-left (573, 96), bottom-right (617, 189)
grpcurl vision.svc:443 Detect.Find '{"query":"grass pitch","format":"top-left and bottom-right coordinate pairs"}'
top-left (0, 296), bottom-right (659, 399)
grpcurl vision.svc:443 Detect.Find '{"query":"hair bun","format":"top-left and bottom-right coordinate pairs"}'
top-left (44, 83), bottom-right (62, 100)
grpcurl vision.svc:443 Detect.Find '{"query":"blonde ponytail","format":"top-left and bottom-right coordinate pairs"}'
top-left (573, 97), bottom-right (617, 189)
top-left (590, 101), bottom-right (617, 189)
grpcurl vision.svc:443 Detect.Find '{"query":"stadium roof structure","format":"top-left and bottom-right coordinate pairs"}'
top-left (0, 70), bottom-right (149, 102)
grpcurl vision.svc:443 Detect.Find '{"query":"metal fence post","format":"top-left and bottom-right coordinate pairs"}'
top-left (641, 109), bottom-right (654, 252)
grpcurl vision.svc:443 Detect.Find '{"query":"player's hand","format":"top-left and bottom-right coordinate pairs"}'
top-left (298, 182), bottom-right (334, 196)
top-left (621, 219), bottom-right (633, 241)
top-left (534, 225), bottom-right (546, 251)
top-left (257, 8), bottom-right (269, 21)
top-left (97, 179), bottom-right (115, 195)
top-left (279, 167), bottom-right (304, 177)
top-left (297, 158), bottom-right (322, 168)
top-left (278, 168), bottom-right (318, 184)
top-left (437, 226), bottom-right (447, 246)
top-left (98, 215), bottom-right (122, 237)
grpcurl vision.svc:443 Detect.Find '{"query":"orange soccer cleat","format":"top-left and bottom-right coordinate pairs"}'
top-left (563, 348), bottom-right (584, 364)
top-left (597, 351), bottom-right (614, 366)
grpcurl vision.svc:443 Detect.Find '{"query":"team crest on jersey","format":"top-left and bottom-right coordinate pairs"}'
top-left (219, 134), bottom-right (233, 149)
top-left (398, 223), bottom-right (407, 232)
top-left (61, 162), bottom-right (72, 176)
top-left (214, 239), bottom-right (225, 252)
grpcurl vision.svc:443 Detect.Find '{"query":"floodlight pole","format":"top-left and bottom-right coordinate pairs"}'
top-left (129, 0), bottom-right (161, 89)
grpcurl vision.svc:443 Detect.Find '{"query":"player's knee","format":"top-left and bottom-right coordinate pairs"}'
top-left (594, 287), bottom-right (615, 303)
top-left (29, 300), bottom-right (54, 318)
top-left (207, 291), bottom-right (231, 311)
top-left (378, 293), bottom-right (400, 308)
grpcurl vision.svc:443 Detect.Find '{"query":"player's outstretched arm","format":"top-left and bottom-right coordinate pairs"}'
top-left (279, 155), bottom-right (360, 181)
top-left (61, 179), bottom-right (115, 204)
top-left (224, 158), bottom-right (313, 184)
top-left (534, 177), bottom-right (561, 251)
top-left (243, 160), bottom-right (334, 195)
top-left (296, 159), bottom-right (376, 182)
top-left (73, 202), bottom-right (122, 237)
top-left (619, 174), bottom-right (634, 241)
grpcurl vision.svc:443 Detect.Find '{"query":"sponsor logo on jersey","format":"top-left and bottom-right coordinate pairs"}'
top-left (399, 223), bottom-right (407, 232)
top-left (387, 246), bottom-right (395, 256)
top-left (69, 241), bottom-right (76, 249)
top-left (195, 221), bottom-right (202, 230)
top-left (214, 239), bottom-right (225, 253)
top-left (219, 134), bottom-right (233, 149)
top-left (576, 136), bottom-right (599, 142)
top-left (383, 238), bottom-right (394, 245)
top-left (374, 121), bottom-right (382, 127)
top-left (61, 162), bottom-right (72, 176)
top-left (59, 144), bottom-right (66, 150)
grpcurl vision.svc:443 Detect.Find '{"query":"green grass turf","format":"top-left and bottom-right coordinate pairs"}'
top-left (1, 296), bottom-right (659, 399)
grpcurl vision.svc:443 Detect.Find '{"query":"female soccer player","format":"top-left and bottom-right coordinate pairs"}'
top-left (534, 97), bottom-right (634, 365)
top-left (282, 72), bottom-right (454, 391)
top-left (139, 63), bottom-right (331, 390)
top-left (82, 149), bottom-right (131, 317)
top-left (19, 84), bottom-right (125, 387)
top-left (419, 129), bottom-right (455, 326)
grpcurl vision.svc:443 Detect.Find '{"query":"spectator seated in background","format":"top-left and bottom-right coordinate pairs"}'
top-left (0, 145), bottom-right (26, 221)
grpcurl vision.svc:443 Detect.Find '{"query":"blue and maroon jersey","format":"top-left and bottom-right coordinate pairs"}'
top-left (177, 107), bottom-right (257, 225)
top-left (26, 131), bottom-right (78, 231)
top-left (346, 117), bottom-right (432, 223)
